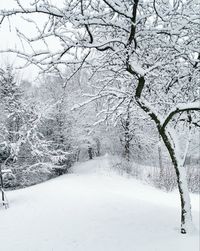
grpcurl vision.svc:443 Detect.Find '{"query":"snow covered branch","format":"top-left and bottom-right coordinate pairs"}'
top-left (0, 5), bottom-right (63, 24)
top-left (162, 101), bottom-right (200, 129)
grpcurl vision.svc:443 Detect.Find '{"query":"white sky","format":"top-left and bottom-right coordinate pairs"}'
top-left (0, 0), bottom-right (65, 82)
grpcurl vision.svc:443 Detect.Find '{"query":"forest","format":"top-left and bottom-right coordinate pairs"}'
top-left (0, 1), bottom-right (199, 250)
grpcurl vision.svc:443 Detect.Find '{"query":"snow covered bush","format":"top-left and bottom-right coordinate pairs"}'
top-left (150, 166), bottom-right (177, 192)
top-left (13, 163), bottom-right (54, 188)
top-left (51, 153), bottom-right (75, 176)
top-left (2, 170), bottom-right (17, 188)
top-left (0, 142), bottom-right (11, 163)
top-left (187, 166), bottom-right (200, 193)
top-left (110, 157), bottom-right (142, 178)
top-left (110, 157), bottom-right (199, 193)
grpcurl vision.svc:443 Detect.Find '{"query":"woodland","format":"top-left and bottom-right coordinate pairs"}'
top-left (0, 0), bottom-right (199, 237)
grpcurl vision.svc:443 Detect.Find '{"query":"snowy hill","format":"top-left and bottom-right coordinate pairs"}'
top-left (0, 156), bottom-right (199, 251)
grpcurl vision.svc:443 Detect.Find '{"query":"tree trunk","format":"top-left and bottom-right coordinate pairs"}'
top-left (76, 149), bottom-right (80, 162)
top-left (159, 128), bottom-right (193, 234)
top-left (88, 146), bottom-right (93, 160)
top-left (123, 107), bottom-right (131, 161)
top-left (124, 137), bottom-right (130, 161)
top-left (95, 138), bottom-right (101, 157)
top-left (0, 163), bottom-right (5, 206)
top-left (158, 137), bottom-right (163, 179)
top-left (176, 165), bottom-right (193, 234)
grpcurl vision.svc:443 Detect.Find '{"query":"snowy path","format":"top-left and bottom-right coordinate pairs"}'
top-left (0, 156), bottom-right (199, 251)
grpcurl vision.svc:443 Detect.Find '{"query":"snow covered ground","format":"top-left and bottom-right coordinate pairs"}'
top-left (0, 156), bottom-right (199, 251)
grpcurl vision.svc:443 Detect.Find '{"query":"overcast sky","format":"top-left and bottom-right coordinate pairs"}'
top-left (0, 0), bottom-right (65, 82)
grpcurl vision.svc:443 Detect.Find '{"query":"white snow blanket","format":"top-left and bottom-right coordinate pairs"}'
top-left (0, 156), bottom-right (199, 251)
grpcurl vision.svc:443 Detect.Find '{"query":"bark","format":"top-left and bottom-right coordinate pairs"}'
top-left (124, 115), bottom-right (131, 161)
top-left (88, 146), bottom-right (93, 160)
top-left (124, 139), bottom-right (130, 161)
top-left (76, 149), bottom-right (80, 162)
top-left (159, 128), bottom-right (193, 234)
top-left (158, 136), bottom-right (164, 179)
top-left (122, 101), bottom-right (133, 162)
top-left (0, 163), bottom-right (5, 206)
top-left (95, 138), bottom-right (101, 157)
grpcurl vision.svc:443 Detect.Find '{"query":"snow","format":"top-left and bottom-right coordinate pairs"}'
top-left (0, 156), bottom-right (199, 251)
top-left (2, 169), bottom-right (12, 174)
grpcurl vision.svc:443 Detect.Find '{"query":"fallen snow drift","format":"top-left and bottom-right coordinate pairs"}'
top-left (0, 156), bottom-right (199, 251)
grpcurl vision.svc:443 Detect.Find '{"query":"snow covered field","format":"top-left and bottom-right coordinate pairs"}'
top-left (0, 156), bottom-right (199, 251)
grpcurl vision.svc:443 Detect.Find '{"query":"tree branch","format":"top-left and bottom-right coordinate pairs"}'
top-left (162, 101), bottom-right (200, 129)
top-left (102, 0), bottom-right (131, 19)
top-left (0, 6), bottom-right (63, 21)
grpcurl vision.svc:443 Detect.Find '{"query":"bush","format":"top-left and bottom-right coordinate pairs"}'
top-left (0, 142), bottom-right (11, 163)
top-left (150, 166), bottom-right (177, 192)
top-left (2, 152), bottom-right (76, 189)
top-left (51, 153), bottom-right (75, 175)
top-left (2, 171), bottom-right (17, 188)
top-left (110, 157), bottom-right (199, 193)
top-left (110, 157), bottom-right (142, 178)
top-left (13, 163), bottom-right (54, 188)
top-left (187, 166), bottom-right (200, 193)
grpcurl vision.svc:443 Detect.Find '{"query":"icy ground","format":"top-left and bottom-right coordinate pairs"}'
top-left (0, 156), bottom-right (199, 251)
